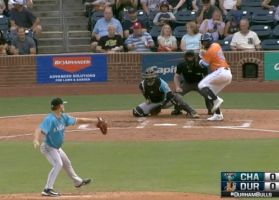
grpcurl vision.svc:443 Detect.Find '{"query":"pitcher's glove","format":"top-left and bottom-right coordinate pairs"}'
top-left (96, 117), bottom-right (107, 135)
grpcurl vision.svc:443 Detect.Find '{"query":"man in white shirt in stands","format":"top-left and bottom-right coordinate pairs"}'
top-left (230, 18), bottom-right (261, 51)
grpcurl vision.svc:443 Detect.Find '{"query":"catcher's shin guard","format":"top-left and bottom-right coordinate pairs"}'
top-left (132, 106), bottom-right (147, 117)
top-left (171, 93), bottom-right (195, 114)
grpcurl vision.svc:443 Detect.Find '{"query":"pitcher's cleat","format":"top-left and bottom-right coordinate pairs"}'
top-left (41, 188), bottom-right (60, 197)
top-left (75, 178), bottom-right (91, 188)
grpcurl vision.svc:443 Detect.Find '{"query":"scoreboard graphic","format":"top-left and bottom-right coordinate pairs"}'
top-left (221, 172), bottom-right (279, 198)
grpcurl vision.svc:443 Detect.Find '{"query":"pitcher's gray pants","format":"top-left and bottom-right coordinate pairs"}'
top-left (40, 143), bottom-right (82, 189)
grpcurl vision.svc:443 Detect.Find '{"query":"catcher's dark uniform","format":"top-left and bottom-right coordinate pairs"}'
top-left (133, 77), bottom-right (198, 117)
top-left (174, 57), bottom-right (212, 114)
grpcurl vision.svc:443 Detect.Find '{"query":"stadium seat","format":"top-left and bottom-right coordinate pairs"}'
top-left (174, 10), bottom-right (196, 25)
top-left (217, 39), bottom-right (231, 51)
top-left (225, 10), bottom-right (251, 23)
top-left (241, 0), bottom-right (261, 7)
top-left (250, 25), bottom-right (272, 39)
top-left (251, 10), bottom-right (275, 26)
top-left (149, 25), bottom-right (162, 38)
top-left (173, 26), bottom-right (187, 40)
top-left (272, 24), bottom-right (279, 37)
top-left (0, 15), bottom-right (9, 31)
top-left (261, 39), bottom-right (279, 50)
top-left (148, 10), bottom-right (159, 22)
top-left (90, 11), bottom-right (104, 30)
top-left (0, 15), bottom-right (10, 41)
top-left (240, 6), bottom-right (264, 16)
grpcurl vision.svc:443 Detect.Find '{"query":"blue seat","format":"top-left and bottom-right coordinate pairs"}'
top-left (261, 39), bottom-right (279, 50)
top-left (272, 24), bottom-right (279, 37)
top-left (91, 11), bottom-right (104, 29)
top-left (174, 10), bottom-right (196, 25)
top-left (173, 26), bottom-right (186, 39)
top-left (241, 0), bottom-right (261, 7)
top-left (0, 15), bottom-right (10, 42)
top-left (225, 10), bottom-right (252, 23)
top-left (250, 25), bottom-right (272, 39)
top-left (251, 10), bottom-right (275, 26)
top-left (149, 25), bottom-right (162, 38)
top-left (0, 15), bottom-right (9, 31)
top-left (217, 39), bottom-right (231, 51)
top-left (240, 6), bottom-right (265, 15)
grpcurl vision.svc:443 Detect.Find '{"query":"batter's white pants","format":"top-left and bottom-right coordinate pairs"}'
top-left (40, 143), bottom-right (83, 189)
top-left (198, 67), bottom-right (232, 95)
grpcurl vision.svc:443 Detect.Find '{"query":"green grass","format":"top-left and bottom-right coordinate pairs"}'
top-left (1, 139), bottom-right (279, 195)
top-left (0, 92), bottom-right (278, 116)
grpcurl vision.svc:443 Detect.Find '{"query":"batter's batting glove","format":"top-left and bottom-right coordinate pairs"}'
top-left (96, 117), bottom-right (108, 135)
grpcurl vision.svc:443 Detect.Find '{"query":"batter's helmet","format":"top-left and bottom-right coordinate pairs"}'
top-left (142, 66), bottom-right (158, 79)
top-left (200, 33), bottom-right (213, 49)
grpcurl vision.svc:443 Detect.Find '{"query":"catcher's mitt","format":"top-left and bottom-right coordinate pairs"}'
top-left (96, 117), bottom-right (107, 135)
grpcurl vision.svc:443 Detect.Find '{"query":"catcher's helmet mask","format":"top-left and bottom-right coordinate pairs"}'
top-left (143, 66), bottom-right (158, 86)
top-left (200, 33), bottom-right (213, 49)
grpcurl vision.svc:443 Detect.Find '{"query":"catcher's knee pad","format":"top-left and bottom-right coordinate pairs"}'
top-left (132, 106), bottom-right (146, 117)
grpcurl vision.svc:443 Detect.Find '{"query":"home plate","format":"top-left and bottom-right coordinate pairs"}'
top-left (153, 123), bottom-right (177, 127)
top-left (78, 124), bottom-right (90, 130)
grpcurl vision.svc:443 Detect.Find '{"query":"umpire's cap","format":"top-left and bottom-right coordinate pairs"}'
top-left (51, 97), bottom-right (67, 110)
top-left (185, 50), bottom-right (195, 57)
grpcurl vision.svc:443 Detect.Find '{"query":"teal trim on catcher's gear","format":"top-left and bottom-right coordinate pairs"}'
top-left (40, 113), bottom-right (76, 149)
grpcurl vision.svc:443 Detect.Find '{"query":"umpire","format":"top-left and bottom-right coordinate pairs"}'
top-left (172, 50), bottom-right (212, 115)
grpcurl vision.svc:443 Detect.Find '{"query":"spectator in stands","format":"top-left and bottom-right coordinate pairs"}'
top-left (10, 26), bottom-right (36, 55)
top-left (194, 0), bottom-right (218, 11)
top-left (223, 10), bottom-right (241, 40)
top-left (91, 6), bottom-right (123, 51)
top-left (153, 1), bottom-right (176, 26)
top-left (8, 0), bottom-right (33, 10)
top-left (96, 24), bottom-right (123, 52)
top-left (262, 0), bottom-right (279, 10)
top-left (10, 0), bottom-right (42, 38)
top-left (199, 9), bottom-right (224, 41)
top-left (172, 0), bottom-right (199, 12)
top-left (230, 18), bottom-right (261, 51)
top-left (92, 0), bottom-right (115, 10)
top-left (0, 0), bottom-right (5, 14)
top-left (275, 5), bottom-right (279, 21)
top-left (157, 24), bottom-right (177, 51)
top-left (219, 0), bottom-right (241, 15)
top-left (0, 31), bottom-right (8, 55)
top-left (140, 0), bottom-right (163, 14)
top-left (196, 0), bottom-right (219, 24)
top-left (125, 22), bottom-right (155, 52)
top-left (115, 0), bottom-right (138, 19)
top-left (122, 7), bottom-right (147, 38)
top-left (25, 0), bottom-right (33, 9)
top-left (180, 21), bottom-right (201, 52)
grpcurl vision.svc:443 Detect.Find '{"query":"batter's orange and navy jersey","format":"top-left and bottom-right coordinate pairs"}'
top-left (202, 43), bottom-right (229, 71)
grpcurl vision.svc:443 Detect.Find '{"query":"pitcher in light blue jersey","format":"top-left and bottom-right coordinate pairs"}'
top-left (33, 97), bottom-right (106, 197)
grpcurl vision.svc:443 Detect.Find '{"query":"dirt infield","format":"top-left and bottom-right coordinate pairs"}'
top-left (0, 109), bottom-right (279, 200)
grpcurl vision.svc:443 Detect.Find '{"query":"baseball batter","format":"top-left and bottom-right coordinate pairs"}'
top-left (198, 33), bottom-right (232, 121)
top-left (33, 97), bottom-right (107, 197)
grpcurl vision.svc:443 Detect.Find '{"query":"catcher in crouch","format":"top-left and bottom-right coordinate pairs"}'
top-left (33, 97), bottom-right (107, 197)
top-left (132, 67), bottom-right (199, 118)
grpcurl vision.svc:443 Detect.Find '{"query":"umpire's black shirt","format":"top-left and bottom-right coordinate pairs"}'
top-left (176, 59), bottom-right (208, 84)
